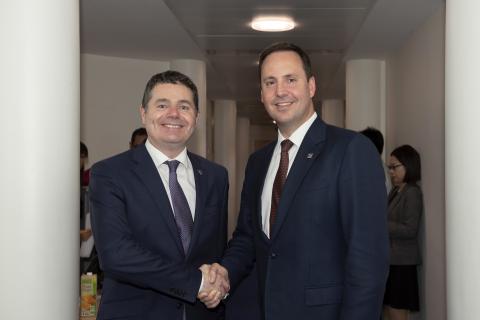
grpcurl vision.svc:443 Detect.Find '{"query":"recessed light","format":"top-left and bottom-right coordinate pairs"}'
top-left (251, 16), bottom-right (295, 32)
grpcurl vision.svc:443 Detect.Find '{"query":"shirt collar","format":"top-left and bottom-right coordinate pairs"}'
top-left (145, 139), bottom-right (190, 169)
top-left (277, 112), bottom-right (317, 147)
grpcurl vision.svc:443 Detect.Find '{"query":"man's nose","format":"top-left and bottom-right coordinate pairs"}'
top-left (166, 105), bottom-right (180, 117)
top-left (275, 81), bottom-right (288, 97)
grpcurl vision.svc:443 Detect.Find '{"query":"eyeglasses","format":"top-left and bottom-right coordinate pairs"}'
top-left (388, 164), bottom-right (403, 170)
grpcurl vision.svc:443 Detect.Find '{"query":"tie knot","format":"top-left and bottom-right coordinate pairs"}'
top-left (281, 139), bottom-right (293, 153)
top-left (165, 160), bottom-right (180, 173)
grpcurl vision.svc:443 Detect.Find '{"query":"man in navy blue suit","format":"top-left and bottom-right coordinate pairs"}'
top-left (201, 43), bottom-right (389, 320)
top-left (90, 71), bottom-right (229, 320)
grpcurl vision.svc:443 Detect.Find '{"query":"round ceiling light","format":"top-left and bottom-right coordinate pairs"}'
top-left (251, 16), bottom-right (295, 32)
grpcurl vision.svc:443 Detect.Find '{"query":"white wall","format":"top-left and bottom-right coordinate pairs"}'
top-left (81, 54), bottom-right (169, 165)
top-left (386, 5), bottom-right (445, 320)
top-left (345, 59), bottom-right (386, 132)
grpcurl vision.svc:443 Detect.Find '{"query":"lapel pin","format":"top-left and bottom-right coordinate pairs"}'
top-left (197, 169), bottom-right (203, 175)
top-left (307, 153), bottom-right (314, 159)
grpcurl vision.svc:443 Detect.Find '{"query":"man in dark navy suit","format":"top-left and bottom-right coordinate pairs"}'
top-left (201, 43), bottom-right (389, 320)
top-left (90, 71), bottom-right (229, 320)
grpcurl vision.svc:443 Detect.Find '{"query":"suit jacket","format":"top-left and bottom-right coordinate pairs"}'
top-left (387, 183), bottom-right (423, 265)
top-left (90, 145), bottom-right (228, 320)
top-left (222, 117), bottom-right (389, 320)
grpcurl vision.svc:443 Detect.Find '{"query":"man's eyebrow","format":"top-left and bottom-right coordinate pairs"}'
top-left (152, 98), bottom-right (169, 104)
top-left (177, 99), bottom-right (193, 105)
top-left (262, 73), bottom-right (298, 81)
top-left (262, 76), bottom-right (276, 82)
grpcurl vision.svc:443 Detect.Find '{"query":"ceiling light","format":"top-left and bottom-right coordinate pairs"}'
top-left (251, 16), bottom-right (295, 32)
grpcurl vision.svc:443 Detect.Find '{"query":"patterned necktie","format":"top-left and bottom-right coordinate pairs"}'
top-left (270, 139), bottom-right (294, 232)
top-left (166, 160), bottom-right (193, 253)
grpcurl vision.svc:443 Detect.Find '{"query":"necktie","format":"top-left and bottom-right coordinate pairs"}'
top-left (166, 160), bottom-right (193, 253)
top-left (270, 139), bottom-right (294, 232)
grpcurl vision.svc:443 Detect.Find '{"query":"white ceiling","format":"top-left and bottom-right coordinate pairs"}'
top-left (80, 0), bottom-right (444, 125)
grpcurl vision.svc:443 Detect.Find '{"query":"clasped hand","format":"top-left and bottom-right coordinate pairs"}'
top-left (197, 263), bottom-right (230, 308)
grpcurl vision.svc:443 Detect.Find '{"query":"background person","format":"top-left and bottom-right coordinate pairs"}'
top-left (360, 127), bottom-right (392, 193)
top-left (79, 142), bottom-right (101, 284)
top-left (80, 141), bottom-right (92, 241)
top-left (80, 142), bottom-right (90, 187)
top-left (130, 127), bottom-right (148, 149)
top-left (384, 145), bottom-right (423, 320)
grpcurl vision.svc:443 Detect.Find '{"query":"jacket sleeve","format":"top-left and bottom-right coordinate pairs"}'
top-left (221, 155), bottom-right (257, 290)
top-left (89, 161), bottom-right (202, 303)
top-left (388, 186), bottom-right (423, 239)
top-left (338, 134), bottom-right (390, 320)
top-left (217, 168), bottom-right (229, 257)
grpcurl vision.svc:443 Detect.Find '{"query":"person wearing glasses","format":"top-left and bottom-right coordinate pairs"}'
top-left (384, 145), bottom-right (423, 320)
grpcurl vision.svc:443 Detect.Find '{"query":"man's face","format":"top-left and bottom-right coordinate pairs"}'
top-left (260, 51), bottom-right (316, 137)
top-left (140, 83), bottom-right (197, 155)
top-left (130, 134), bottom-right (147, 149)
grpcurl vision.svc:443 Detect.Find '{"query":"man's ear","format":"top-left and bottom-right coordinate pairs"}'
top-left (139, 105), bottom-right (146, 124)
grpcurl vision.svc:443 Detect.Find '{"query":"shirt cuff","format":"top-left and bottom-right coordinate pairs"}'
top-left (198, 272), bottom-right (204, 294)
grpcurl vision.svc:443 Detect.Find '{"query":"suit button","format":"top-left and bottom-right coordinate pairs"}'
top-left (271, 252), bottom-right (277, 259)
top-left (176, 303), bottom-right (182, 309)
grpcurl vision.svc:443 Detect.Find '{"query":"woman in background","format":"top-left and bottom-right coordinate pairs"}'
top-left (383, 145), bottom-right (423, 320)
top-left (80, 142), bottom-right (90, 187)
top-left (80, 142), bottom-right (91, 241)
top-left (80, 141), bottom-right (92, 241)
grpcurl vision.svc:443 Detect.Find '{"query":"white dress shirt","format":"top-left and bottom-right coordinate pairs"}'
top-left (261, 113), bottom-right (317, 237)
top-left (145, 140), bottom-right (196, 220)
top-left (145, 141), bottom-right (204, 299)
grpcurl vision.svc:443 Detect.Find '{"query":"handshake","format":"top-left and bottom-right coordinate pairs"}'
top-left (197, 263), bottom-right (230, 308)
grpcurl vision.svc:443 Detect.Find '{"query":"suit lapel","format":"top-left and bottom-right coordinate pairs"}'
top-left (187, 152), bottom-right (207, 258)
top-left (257, 142), bottom-right (276, 243)
top-left (388, 185), bottom-right (406, 213)
top-left (270, 118), bottom-right (327, 241)
top-left (131, 146), bottom-right (184, 255)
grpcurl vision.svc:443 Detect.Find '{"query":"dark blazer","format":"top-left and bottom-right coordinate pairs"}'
top-left (222, 117), bottom-right (389, 320)
top-left (387, 183), bottom-right (423, 265)
top-left (90, 145), bottom-right (228, 320)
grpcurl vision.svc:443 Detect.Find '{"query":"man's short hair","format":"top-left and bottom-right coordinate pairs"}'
top-left (130, 127), bottom-right (147, 145)
top-left (391, 145), bottom-right (422, 183)
top-left (141, 70), bottom-right (199, 111)
top-left (360, 127), bottom-right (384, 154)
top-left (258, 42), bottom-right (313, 80)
